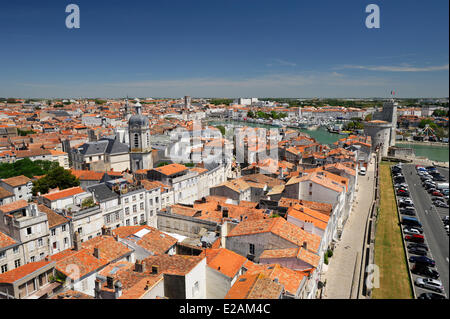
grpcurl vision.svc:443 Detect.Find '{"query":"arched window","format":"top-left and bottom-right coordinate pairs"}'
top-left (134, 134), bottom-right (139, 148)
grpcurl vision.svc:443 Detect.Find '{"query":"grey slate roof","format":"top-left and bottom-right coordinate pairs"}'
top-left (87, 183), bottom-right (118, 202)
top-left (101, 137), bottom-right (129, 155)
top-left (77, 137), bottom-right (129, 156)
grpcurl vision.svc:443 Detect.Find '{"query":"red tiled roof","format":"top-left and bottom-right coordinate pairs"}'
top-left (227, 217), bottom-right (321, 253)
top-left (0, 231), bottom-right (17, 249)
top-left (0, 260), bottom-right (53, 284)
top-left (1, 175), bottom-right (31, 187)
top-left (204, 248), bottom-right (247, 278)
top-left (42, 186), bottom-right (84, 201)
top-left (0, 199), bottom-right (28, 214)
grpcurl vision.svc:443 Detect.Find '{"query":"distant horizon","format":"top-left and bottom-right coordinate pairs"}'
top-left (2, 96), bottom-right (449, 101)
top-left (0, 1), bottom-right (448, 98)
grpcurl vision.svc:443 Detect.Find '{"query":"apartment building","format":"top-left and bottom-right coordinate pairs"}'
top-left (0, 175), bottom-right (33, 202)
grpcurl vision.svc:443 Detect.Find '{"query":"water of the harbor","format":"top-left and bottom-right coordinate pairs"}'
top-left (207, 120), bottom-right (343, 145)
top-left (396, 142), bottom-right (449, 163)
top-left (208, 119), bottom-right (449, 163)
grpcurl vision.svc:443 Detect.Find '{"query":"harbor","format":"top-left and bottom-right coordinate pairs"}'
top-left (207, 118), bottom-right (449, 164)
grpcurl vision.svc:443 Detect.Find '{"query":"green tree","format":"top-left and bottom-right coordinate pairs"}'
top-left (433, 109), bottom-right (448, 117)
top-left (215, 125), bottom-right (226, 136)
top-left (247, 111), bottom-right (255, 118)
top-left (17, 129), bottom-right (36, 136)
top-left (6, 98), bottom-right (18, 104)
top-left (95, 99), bottom-right (107, 105)
top-left (419, 119), bottom-right (438, 130)
top-left (157, 161), bottom-right (170, 167)
top-left (0, 158), bottom-right (58, 179)
top-left (32, 166), bottom-right (80, 195)
top-left (365, 113), bottom-right (373, 121)
top-left (81, 197), bottom-right (95, 208)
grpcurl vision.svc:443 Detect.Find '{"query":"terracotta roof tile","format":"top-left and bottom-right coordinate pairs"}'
top-left (225, 273), bottom-right (283, 299)
top-left (1, 175), bottom-right (31, 187)
top-left (0, 199), bottom-right (28, 214)
top-left (204, 248), bottom-right (247, 278)
top-left (0, 260), bottom-right (53, 284)
top-left (37, 204), bottom-right (69, 228)
top-left (0, 231), bottom-right (17, 249)
top-left (42, 186), bottom-right (84, 201)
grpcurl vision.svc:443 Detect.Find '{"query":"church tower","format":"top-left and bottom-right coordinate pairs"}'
top-left (128, 99), bottom-right (153, 172)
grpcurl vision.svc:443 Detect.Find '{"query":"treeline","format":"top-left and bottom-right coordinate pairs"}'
top-left (0, 158), bottom-right (59, 179)
top-left (209, 99), bottom-right (234, 105)
top-left (247, 110), bottom-right (287, 120)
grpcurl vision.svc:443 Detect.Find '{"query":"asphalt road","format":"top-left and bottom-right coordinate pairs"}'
top-left (402, 164), bottom-right (449, 297)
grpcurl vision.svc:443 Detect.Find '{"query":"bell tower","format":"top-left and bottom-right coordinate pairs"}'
top-left (128, 99), bottom-right (153, 172)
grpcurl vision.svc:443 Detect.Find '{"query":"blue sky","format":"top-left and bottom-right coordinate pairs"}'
top-left (0, 0), bottom-right (448, 98)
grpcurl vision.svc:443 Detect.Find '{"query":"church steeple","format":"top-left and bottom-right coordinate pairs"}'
top-left (128, 97), bottom-right (152, 172)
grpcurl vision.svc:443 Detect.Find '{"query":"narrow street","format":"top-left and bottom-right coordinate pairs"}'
top-left (322, 155), bottom-right (375, 299)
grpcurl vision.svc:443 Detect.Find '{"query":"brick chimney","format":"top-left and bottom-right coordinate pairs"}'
top-left (134, 260), bottom-right (145, 273)
top-left (101, 226), bottom-right (112, 236)
top-left (93, 247), bottom-right (100, 259)
top-left (106, 276), bottom-right (114, 289)
top-left (73, 231), bottom-right (81, 251)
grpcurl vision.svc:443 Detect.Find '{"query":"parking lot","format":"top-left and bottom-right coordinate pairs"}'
top-left (392, 164), bottom-right (449, 299)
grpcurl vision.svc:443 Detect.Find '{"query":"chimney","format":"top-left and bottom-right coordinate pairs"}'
top-left (114, 280), bottom-right (123, 298)
top-left (144, 280), bottom-right (151, 290)
top-left (222, 206), bottom-right (229, 218)
top-left (94, 281), bottom-right (101, 299)
top-left (106, 276), bottom-right (114, 289)
top-left (135, 260), bottom-right (145, 273)
top-left (93, 247), bottom-right (100, 259)
top-left (73, 231), bottom-right (81, 251)
top-left (101, 226), bottom-right (112, 236)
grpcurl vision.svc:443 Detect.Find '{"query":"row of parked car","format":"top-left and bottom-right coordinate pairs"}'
top-left (392, 164), bottom-right (446, 299)
top-left (416, 165), bottom-right (449, 237)
top-left (417, 165), bottom-right (449, 210)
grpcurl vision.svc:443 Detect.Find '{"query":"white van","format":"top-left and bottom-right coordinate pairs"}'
top-left (359, 167), bottom-right (366, 176)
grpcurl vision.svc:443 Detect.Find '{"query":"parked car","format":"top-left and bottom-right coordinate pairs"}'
top-left (397, 190), bottom-right (410, 197)
top-left (403, 228), bottom-right (422, 236)
top-left (417, 292), bottom-right (446, 299)
top-left (408, 243), bottom-right (428, 251)
top-left (399, 201), bottom-right (414, 208)
top-left (405, 234), bottom-right (425, 243)
top-left (434, 201), bottom-right (449, 208)
top-left (409, 256), bottom-right (435, 267)
top-left (400, 208), bottom-right (416, 216)
top-left (427, 188), bottom-right (437, 194)
top-left (432, 191), bottom-right (443, 197)
top-left (404, 225), bottom-right (423, 233)
top-left (408, 246), bottom-right (428, 256)
top-left (415, 277), bottom-right (444, 293)
top-left (399, 198), bottom-right (413, 205)
top-left (423, 182), bottom-right (436, 188)
top-left (412, 265), bottom-right (439, 279)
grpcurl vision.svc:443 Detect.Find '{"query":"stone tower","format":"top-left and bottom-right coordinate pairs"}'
top-left (379, 99), bottom-right (398, 147)
top-left (128, 99), bottom-right (153, 172)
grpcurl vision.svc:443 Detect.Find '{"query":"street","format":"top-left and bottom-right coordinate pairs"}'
top-left (402, 164), bottom-right (449, 297)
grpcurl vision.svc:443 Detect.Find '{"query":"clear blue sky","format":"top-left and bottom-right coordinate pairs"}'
top-left (0, 0), bottom-right (448, 98)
